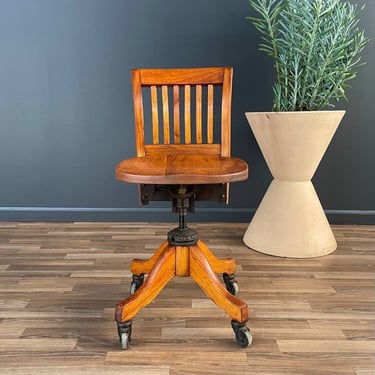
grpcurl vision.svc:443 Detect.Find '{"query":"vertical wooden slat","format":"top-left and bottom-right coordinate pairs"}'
top-left (151, 85), bottom-right (159, 144)
top-left (162, 85), bottom-right (170, 144)
top-left (195, 85), bottom-right (202, 144)
top-left (221, 67), bottom-right (233, 157)
top-left (131, 69), bottom-right (145, 157)
top-left (184, 85), bottom-right (191, 144)
top-left (133, 67), bottom-right (233, 156)
top-left (173, 85), bottom-right (180, 144)
top-left (207, 84), bottom-right (214, 144)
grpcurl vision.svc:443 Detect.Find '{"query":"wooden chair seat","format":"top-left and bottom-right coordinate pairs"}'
top-left (116, 154), bottom-right (248, 185)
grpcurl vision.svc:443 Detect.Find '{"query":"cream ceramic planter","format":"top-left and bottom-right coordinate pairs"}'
top-left (244, 111), bottom-right (345, 258)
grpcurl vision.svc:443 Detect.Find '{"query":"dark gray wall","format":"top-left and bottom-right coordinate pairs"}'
top-left (0, 0), bottom-right (374, 223)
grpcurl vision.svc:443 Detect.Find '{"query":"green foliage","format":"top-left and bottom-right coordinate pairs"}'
top-left (247, 0), bottom-right (369, 111)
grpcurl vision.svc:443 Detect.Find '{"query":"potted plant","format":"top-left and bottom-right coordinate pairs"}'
top-left (243, 0), bottom-right (369, 257)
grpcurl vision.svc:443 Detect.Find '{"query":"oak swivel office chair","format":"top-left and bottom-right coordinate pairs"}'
top-left (115, 67), bottom-right (251, 349)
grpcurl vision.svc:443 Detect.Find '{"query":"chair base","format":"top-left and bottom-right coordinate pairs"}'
top-left (115, 238), bottom-right (250, 348)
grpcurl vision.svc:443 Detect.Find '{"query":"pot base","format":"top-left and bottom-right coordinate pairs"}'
top-left (243, 179), bottom-right (337, 258)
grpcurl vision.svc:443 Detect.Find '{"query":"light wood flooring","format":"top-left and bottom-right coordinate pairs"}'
top-left (0, 222), bottom-right (374, 375)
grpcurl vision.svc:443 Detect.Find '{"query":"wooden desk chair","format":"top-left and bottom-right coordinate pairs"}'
top-left (115, 67), bottom-right (251, 349)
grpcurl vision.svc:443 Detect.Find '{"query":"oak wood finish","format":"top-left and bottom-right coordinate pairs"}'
top-left (115, 242), bottom-right (248, 324)
top-left (0, 222), bottom-right (374, 374)
top-left (115, 246), bottom-right (176, 323)
top-left (130, 67), bottom-right (233, 157)
top-left (125, 66), bottom-right (241, 202)
top-left (116, 154), bottom-right (248, 185)
top-left (115, 67), bottom-right (249, 343)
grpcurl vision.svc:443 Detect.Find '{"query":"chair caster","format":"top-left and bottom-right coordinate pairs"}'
top-left (130, 273), bottom-right (144, 295)
top-left (231, 320), bottom-right (252, 348)
top-left (117, 320), bottom-right (132, 350)
top-left (223, 273), bottom-right (239, 296)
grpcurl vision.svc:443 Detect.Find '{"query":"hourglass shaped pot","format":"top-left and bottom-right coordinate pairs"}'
top-left (244, 111), bottom-right (345, 258)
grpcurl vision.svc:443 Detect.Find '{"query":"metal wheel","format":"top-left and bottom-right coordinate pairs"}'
top-left (231, 320), bottom-right (252, 348)
top-left (236, 327), bottom-right (252, 348)
top-left (223, 273), bottom-right (239, 296)
top-left (117, 320), bottom-right (132, 350)
top-left (120, 332), bottom-right (130, 350)
top-left (130, 273), bottom-right (144, 295)
top-left (129, 282), bottom-right (137, 295)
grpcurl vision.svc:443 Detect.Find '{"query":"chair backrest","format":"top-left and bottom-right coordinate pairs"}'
top-left (131, 67), bottom-right (233, 158)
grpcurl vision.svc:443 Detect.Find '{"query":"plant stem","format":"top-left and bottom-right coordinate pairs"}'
top-left (298, 0), bottom-right (321, 109)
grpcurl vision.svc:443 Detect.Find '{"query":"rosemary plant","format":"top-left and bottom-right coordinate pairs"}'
top-left (247, 0), bottom-right (369, 111)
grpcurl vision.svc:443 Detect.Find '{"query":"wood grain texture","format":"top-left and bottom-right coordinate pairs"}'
top-left (162, 85), bottom-right (170, 144)
top-left (144, 143), bottom-right (221, 155)
top-left (151, 85), bottom-right (159, 144)
top-left (184, 84), bottom-right (191, 144)
top-left (130, 66), bottom-right (233, 156)
top-left (173, 85), bottom-right (180, 144)
top-left (137, 67), bottom-right (225, 85)
top-left (115, 239), bottom-right (248, 327)
top-left (195, 84), bottom-right (202, 144)
top-left (116, 154), bottom-right (248, 184)
top-left (0, 222), bottom-right (374, 374)
top-left (207, 84), bottom-right (214, 144)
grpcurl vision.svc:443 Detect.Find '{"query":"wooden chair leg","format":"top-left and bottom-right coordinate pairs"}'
top-left (130, 240), bottom-right (169, 275)
top-left (115, 239), bottom-right (251, 349)
top-left (115, 245), bottom-right (175, 323)
top-left (190, 245), bottom-right (248, 324)
top-left (197, 240), bottom-right (236, 275)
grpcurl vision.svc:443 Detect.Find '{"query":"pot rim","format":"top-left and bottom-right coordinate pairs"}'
top-left (245, 110), bottom-right (346, 115)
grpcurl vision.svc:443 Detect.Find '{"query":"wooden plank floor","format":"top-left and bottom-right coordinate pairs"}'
top-left (0, 222), bottom-right (374, 375)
